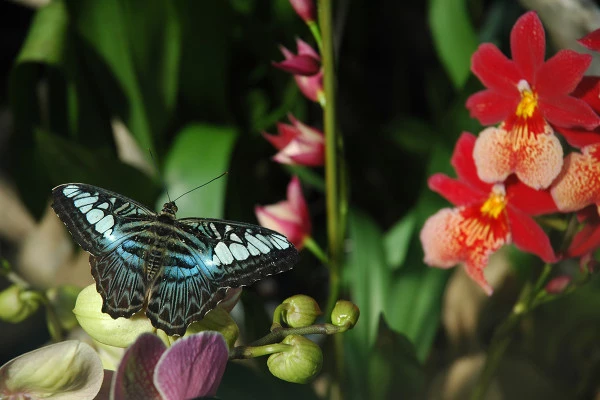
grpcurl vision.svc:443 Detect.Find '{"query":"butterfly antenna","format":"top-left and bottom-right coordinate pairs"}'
top-left (148, 148), bottom-right (172, 203)
top-left (173, 171), bottom-right (229, 203)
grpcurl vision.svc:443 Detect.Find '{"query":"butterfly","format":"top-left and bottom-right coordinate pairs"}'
top-left (51, 183), bottom-right (298, 336)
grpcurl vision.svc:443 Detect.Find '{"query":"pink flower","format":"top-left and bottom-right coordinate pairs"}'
top-left (466, 11), bottom-right (600, 189)
top-left (273, 39), bottom-right (324, 105)
top-left (289, 0), bottom-right (316, 23)
top-left (255, 176), bottom-right (311, 249)
top-left (420, 133), bottom-right (557, 294)
top-left (263, 114), bottom-right (324, 166)
top-left (112, 332), bottom-right (228, 400)
top-left (545, 275), bottom-right (571, 294)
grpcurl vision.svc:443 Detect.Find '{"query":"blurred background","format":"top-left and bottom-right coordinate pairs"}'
top-left (0, 0), bottom-right (599, 398)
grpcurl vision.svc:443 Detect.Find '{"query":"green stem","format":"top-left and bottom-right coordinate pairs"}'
top-left (303, 236), bottom-right (330, 266)
top-left (470, 263), bottom-right (553, 400)
top-left (232, 343), bottom-right (292, 359)
top-left (229, 322), bottom-right (347, 359)
top-left (307, 21), bottom-right (323, 51)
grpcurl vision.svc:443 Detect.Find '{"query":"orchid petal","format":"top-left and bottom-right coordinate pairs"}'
top-left (578, 28), bottom-right (600, 51)
top-left (0, 341), bottom-right (103, 400)
top-left (572, 76), bottom-right (600, 113)
top-left (551, 147), bottom-right (600, 212)
top-left (296, 38), bottom-right (320, 59)
top-left (508, 209), bottom-right (556, 263)
top-left (568, 220), bottom-right (600, 257)
top-left (272, 55), bottom-right (320, 76)
top-left (556, 126), bottom-right (600, 149)
top-left (471, 43), bottom-right (521, 95)
top-left (466, 90), bottom-right (520, 125)
top-left (428, 174), bottom-right (487, 207)
top-left (451, 132), bottom-right (492, 191)
top-left (510, 11), bottom-right (546, 83)
top-left (536, 50), bottom-right (591, 97)
top-left (540, 95), bottom-right (600, 130)
top-left (111, 334), bottom-right (164, 400)
top-left (155, 332), bottom-right (228, 400)
top-left (506, 179), bottom-right (558, 216)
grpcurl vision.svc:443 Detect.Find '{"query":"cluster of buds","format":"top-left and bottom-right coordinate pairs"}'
top-left (420, 11), bottom-right (600, 294)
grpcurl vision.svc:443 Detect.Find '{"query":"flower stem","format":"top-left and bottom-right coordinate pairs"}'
top-left (229, 322), bottom-right (348, 359)
top-left (470, 263), bottom-right (553, 399)
top-left (308, 21), bottom-right (323, 51)
top-left (303, 236), bottom-right (330, 266)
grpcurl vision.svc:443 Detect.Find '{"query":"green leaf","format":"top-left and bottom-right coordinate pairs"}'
top-left (384, 209), bottom-right (417, 270)
top-left (344, 209), bottom-right (391, 354)
top-left (160, 124), bottom-right (239, 218)
top-left (65, 0), bottom-right (182, 153)
top-left (9, 0), bottom-right (70, 215)
top-left (428, 0), bottom-right (478, 89)
top-left (36, 129), bottom-right (159, 206)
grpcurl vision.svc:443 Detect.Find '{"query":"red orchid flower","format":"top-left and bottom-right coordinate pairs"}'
top-left (420, 133), bottom-right (557, 294)
top-left (273, 39), bottom-right (325, 105)
top-left (563, 206), bottom-right (600, 258)
top-left (466, 11), bottom-right (600, 190)
top-left (112, 332), bottom-right (228, 400)
top-left (255, 176), bottom-right (311, 250)
top-left (263, 114), bottom-right (324, 167)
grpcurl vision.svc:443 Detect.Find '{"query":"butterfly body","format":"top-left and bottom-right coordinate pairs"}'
top-left (52, 183), bottom-right (298, 336)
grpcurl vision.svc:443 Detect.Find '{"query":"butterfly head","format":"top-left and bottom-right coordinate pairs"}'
top-left (160, 201), bottom-right (179, 219)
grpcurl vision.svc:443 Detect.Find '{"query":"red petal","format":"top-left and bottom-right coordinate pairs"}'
top-left (573, 76), bottom-right (600, 113)
top-left (296, 38), bottom-right (320, 59)
top-left (540, 95), bottom-right (600, 130)
top-left (466, 90), bottom-right (520, 125)
top-left (578, 28), bottom-right (600, 51)
top-left (555, 126), bottom-right (600, 148)
top-left (535, 50), bottom-right (591, 97)
top-left (428, 174), bottom-right (487, 206)
top-left (508, 209), bottom-right (556, 262)
top-left (510, 11), bottom-right (546, 82)
top-left (451, 132), bottom-right (491, 191)
top-left (506, 179), bottom-right (558, 215)
top-left (272, 55), bottom-right (320, 75)
top-left (567, 221), bottom-right (600, 257)
top-left (471, 44), bottom-right (521, 95)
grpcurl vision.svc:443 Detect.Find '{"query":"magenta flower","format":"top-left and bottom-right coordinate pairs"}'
top-left (255, 176), bottom-right (311, 249)
top-left (273, 39), bottom-right (324, 105)
top-left (289, 0), bottom-right (316, 23)
top-left (263, 114), bottom-right (324, 166)
top-left (112, 332), bottom-right (228, 400)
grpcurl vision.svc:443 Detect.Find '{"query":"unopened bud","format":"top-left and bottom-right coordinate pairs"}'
top-left (185, 307), bottom-right (239, 349)
top-left (331, 300), bottom-right (359, 329)
top-left (545, 276), bottom-right (571, 294)
top-left (289, 0), bottom-right (316, 23)
top-left (267, 335), bottom-right (322, 383)
top-left (280, 295), bottom-right (322, 328)
top-left (0, 285), bottom-right (41, 323)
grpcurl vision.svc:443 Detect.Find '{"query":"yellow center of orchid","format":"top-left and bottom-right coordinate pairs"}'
top-left (480, 185), bottom-right (507, 219)
top-left (515, 80), bottom-right (538, 119)
top-left (516, 89), bottom-right (538, 119)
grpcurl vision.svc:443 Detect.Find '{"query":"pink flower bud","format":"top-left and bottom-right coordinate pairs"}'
top-left (545, 276), bottom-right (571, 294)
top-left (263, 114), bottom-right (324, 167)
top-left (255, 177), bottom-right (311, 249)
top-left (273, 39), bottom-right (324, 104)
top-left (289, 0), bottom-right (316, 23)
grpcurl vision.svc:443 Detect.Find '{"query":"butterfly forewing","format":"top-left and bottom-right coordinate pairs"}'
top-left (51, 183), bottom-right (299, 336)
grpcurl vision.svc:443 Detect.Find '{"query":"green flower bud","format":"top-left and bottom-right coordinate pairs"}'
top-left (0, 285), bottom-right (41, 323)
top-left (278, 295), bottom-right (322, 328)
top-left (267, 335), bottom-right (322, 384)
top-left (46, 285), bottom-right (81, 331)
top-left (331, 300), bottom-right (360, 329)
top-left (73, 284), bottom-right (154, 348)
top-left (180, 307), bottom-right (239, 349)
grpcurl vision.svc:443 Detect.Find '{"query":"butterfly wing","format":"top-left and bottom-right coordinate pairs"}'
top-left (52, 183), bottom-right (155, 317)
top-left (146, 218), bottom-right (298, 335)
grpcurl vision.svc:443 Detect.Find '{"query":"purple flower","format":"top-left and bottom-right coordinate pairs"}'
top-left (112, 332), bottom-right (229, 400)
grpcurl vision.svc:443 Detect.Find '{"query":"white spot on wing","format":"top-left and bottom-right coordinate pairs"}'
top-left (230, 243), bottom-right (250, 260)
top-left (95, 215), bottom-right (115, 234)
top-left (80, 204), bottom-right (93, 213)
top-left (229, 233), bottom-right (242, 243)
top-left (271, 234), bottom-right (290, 249)
top-left (246, 233), bottom-right (271, 254)
top-left (97, 203), bottom-right (109, 210)
top-left (212, 254), bottom-right (221, 266)
top-left (210, 223), bottom-right (221, 239)
top-left (86, 209), bottom-right (104, 224)
top-left (114, 202), bottom-right (130, 213)
top-left (74, 196), bottom-right (98, 208)
top-left (214, 242), bottom-right (234, 265)
top-left (63, 186), bottom-right (79, 197)
top-left (247, 243), bottom-right (260, 256)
